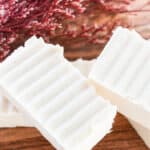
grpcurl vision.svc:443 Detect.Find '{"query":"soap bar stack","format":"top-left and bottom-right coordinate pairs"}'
top-left (89, 27), bottom-right (150, 147)
top-left (0, 26), bottom-right (150, 149)
top-left (0, 37), bottom-right (116, 150)
top-left (0, 93), bottom-right (30, 127)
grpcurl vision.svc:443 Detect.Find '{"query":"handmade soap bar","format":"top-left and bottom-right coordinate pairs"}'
top-left (89, 27), bottom-right (150, 130)
top-left (129, 119), bottom-right (150, 148)
top-left (0, 58), bottom-right (149, 148)
top-left (0, 92), bottom-right (30, 127)
top-left (0, 37), bottom-right (116, 150)
top-left (0, 59), bottom-right (96, 127)
top-left (72, 59), bottom-right (95, 76)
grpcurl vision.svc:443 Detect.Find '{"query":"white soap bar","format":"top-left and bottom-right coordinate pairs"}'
top-left (0, 60), bottom-right (149, 149)
top-left (0, 36), bottom-right (116, 150)
top-left (0, 59), bottom-right (96, 127)
top-left (0, 92), bottom-right (31, 127)
top-left (0, 43), bottom-right (149, 149)
top-left (129, 119), bottom-right (150, 148)
top-left (72, 59), bottom-right (95, 76)
top-left (89, 27), bottom-right (150, 130)
top-left (0, 58), bottom-right (149, 149)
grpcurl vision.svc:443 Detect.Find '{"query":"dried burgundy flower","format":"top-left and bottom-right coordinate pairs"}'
top-left (0, 0), bottom-right (87, 60)
top-left (0, 0), bottom-right (150, 61)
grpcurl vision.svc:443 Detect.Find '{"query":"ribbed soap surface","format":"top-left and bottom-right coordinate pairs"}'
top-left (0, 59), bottom-right (96, 128)
top-left (0, 36), bottom-right (116, 150)
top-left (89, 27), bottom-right (150, 129)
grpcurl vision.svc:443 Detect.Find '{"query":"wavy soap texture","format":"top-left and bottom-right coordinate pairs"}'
top-left (0, 44), bottom-right (149, 148)
top-left (0, 36), bottom-right (116, 150)
top-left (89, 27), bottom-right (150, 147)
top-left (0, 59), bottom-right (95, 127)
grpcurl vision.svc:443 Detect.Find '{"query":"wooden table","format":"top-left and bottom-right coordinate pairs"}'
top-left (0, 50), bottom-right (149, 150)
top-left (0, 114), bottom-right (148, 150)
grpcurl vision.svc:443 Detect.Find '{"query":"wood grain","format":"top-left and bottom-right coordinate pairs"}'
top-left (0, 113), bottom-right (148, 150)
top-left (0, 50), bottom-right (149, 150)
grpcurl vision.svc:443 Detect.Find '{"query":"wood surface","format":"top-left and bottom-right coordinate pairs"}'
top-left (0, 113), bottom-right (148, 150)
top-left (0, 50), bottom-right (149, 150)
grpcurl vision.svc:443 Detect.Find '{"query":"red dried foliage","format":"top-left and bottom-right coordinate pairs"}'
top-left (0, 0), bottom-right (150, 61)
top-left (0, 0), bottom-right (88, 60)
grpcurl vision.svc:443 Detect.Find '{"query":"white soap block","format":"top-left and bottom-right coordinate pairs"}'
top-left (0, 36), bottom-right (149, 148)
top-left (72, 59), bottom-right (96, 76)
top-left (89, 27), bottom-right (150, 130)
top-left (0, 36), bottom-right (116, 150)
top-left (0, 92), bottom-right (30, 127)
top-left (0, 57), bottom-right (149, 149)
top-left (129, 119), bottom-right (150, 148)
top-left (0, 59), bottom-right (96, 127)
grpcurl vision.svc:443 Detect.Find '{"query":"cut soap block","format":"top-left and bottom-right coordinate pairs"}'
top-left (89, 27), bottom-right (150, 148)
top-left (0, 92), bottom-right (31, 127)
top-left (0, 59), bottom-right (96, 128)
top-left (89, 27), bottom-right (150, 130)
top-left (129, 119), bottom-right (150, 148)
top-left (0, 57), bottom-right (149, 149)
top-left (72, 59), bottom-right (96, 76)
top-left (0, 36), bottom-right (116, 150)
top-left (0, 59), bottom-right (95, 127)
